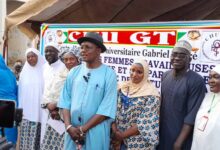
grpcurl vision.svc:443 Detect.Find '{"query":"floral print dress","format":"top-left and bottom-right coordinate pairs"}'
top-left (116, 91), bottom-right (160, 150)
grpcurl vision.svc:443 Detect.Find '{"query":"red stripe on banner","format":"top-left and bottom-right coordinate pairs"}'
top-left (67, 30), bottom-right (177, 46)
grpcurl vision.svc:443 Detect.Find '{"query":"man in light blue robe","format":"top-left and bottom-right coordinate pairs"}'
top-left (58, 32), bottom-right (117, 150)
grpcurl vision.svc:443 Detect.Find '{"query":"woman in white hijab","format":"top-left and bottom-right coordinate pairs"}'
top-left (191, 64), bottom-right (220, 150)
top-left (18, 48), bottom-right (45, 150)
top-left (111, 59), bottom-right (160, 150)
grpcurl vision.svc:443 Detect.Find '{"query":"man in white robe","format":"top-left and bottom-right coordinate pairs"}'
top-left (40, 43), bottom-right (65, 145)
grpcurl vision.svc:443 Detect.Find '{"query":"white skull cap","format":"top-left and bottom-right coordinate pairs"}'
top-left (212, 64), bottom-right (220, 74)
top-left (45, 43), bottom-right (60, 52)
top-left (173, 40), bottom-right (192, 54)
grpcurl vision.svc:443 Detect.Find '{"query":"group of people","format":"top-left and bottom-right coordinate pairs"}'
top-left (0, 31), bottom-right (220, 150)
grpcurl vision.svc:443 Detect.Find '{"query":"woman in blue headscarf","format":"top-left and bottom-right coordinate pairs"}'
top-left (0, 54), bottom-right (18, 144)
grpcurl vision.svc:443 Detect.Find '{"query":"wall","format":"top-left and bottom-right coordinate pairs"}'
top-left (7, 26), bottom-right (36, 67)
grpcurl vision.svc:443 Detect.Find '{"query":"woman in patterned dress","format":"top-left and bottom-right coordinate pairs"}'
top-left (18, 48), bottom-right (45, 150)
top-left (111, 59), bottom-right (160, 150)
top-left (40, 49), bottom-right (81, 150)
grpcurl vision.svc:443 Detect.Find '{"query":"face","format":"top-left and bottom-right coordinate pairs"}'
top-left (63, 52), bottom-right (79, 70)
top-left (14, 62), bottom-right (22, 72)
top-left (130, 63), bottom-right (144, 84)
top-left (80, 41), bottom-right (101, 63)
top-left (57, 30), bottom-right (63, 37)
top-left (171, 48), bottom-right (191, 71)
top-left (27, 52), bottom-right (38, 67)
top-left (45, 46), bottom-right (59, 64)
top-left (208, 70), bottom-right (220, 93)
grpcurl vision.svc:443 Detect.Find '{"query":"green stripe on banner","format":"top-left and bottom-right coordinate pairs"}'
top-left (63, 32), bottom-right (68, 43)
top-left (177, 32), bottom-right (186, 40)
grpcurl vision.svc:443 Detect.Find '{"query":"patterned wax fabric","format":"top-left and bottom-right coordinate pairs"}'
top-left (115, 91), bottom-right (160, 149)
top-left (19, 119), bottom-right (41, 150)
top-left (40, 124), bottom-right (64, 150)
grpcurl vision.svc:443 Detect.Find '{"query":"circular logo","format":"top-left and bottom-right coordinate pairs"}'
top-left (202, 33), bottom-right (220, 61)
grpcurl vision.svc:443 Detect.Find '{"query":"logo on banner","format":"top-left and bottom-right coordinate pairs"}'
top-left (45, 30), bottom-right (67, 45)
top-left (201, 32), bottom-right (220, 62)
top-left (187, 30), bottom-right (201, 52)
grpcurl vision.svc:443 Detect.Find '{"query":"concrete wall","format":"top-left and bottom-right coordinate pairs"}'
top-left (6, 0), bottom-right (34, 67)
top-left (7, 26), bottom-right (35, 67)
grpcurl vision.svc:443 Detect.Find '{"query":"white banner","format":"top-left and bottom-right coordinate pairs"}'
top-left (40, 22), bottom-right (220, 89)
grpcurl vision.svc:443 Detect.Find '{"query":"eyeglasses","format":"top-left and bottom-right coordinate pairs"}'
top-left (171, 52), bottom-right (188, 59)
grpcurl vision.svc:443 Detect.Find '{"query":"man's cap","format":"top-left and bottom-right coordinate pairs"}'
top-left (173, 40), bottom-right (192, 54)
top-left (45, 43), bottom-right (60, 52)
top-left (77, 32), bottom-right (106, 53)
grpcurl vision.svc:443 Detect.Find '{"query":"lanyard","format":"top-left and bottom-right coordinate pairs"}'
top-left (208, 94), bottom-right (218, 113)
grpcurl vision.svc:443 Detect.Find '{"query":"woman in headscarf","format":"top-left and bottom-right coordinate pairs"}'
top-left (18, 48), bottom-right (45, 150)
top-left (111, 59), bottom-right (160, 150)
top-left (40, 48), bottom-right (81, 150)
top-left (13, 59), bottom-right (23, 82)
top-left (191, 64), bottom-right (220, 150)
top-left (0, 54), bottom-right (18, 144)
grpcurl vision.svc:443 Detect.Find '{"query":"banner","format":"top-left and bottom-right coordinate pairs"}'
top-left (40, 22), bottom-right (220, 89)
